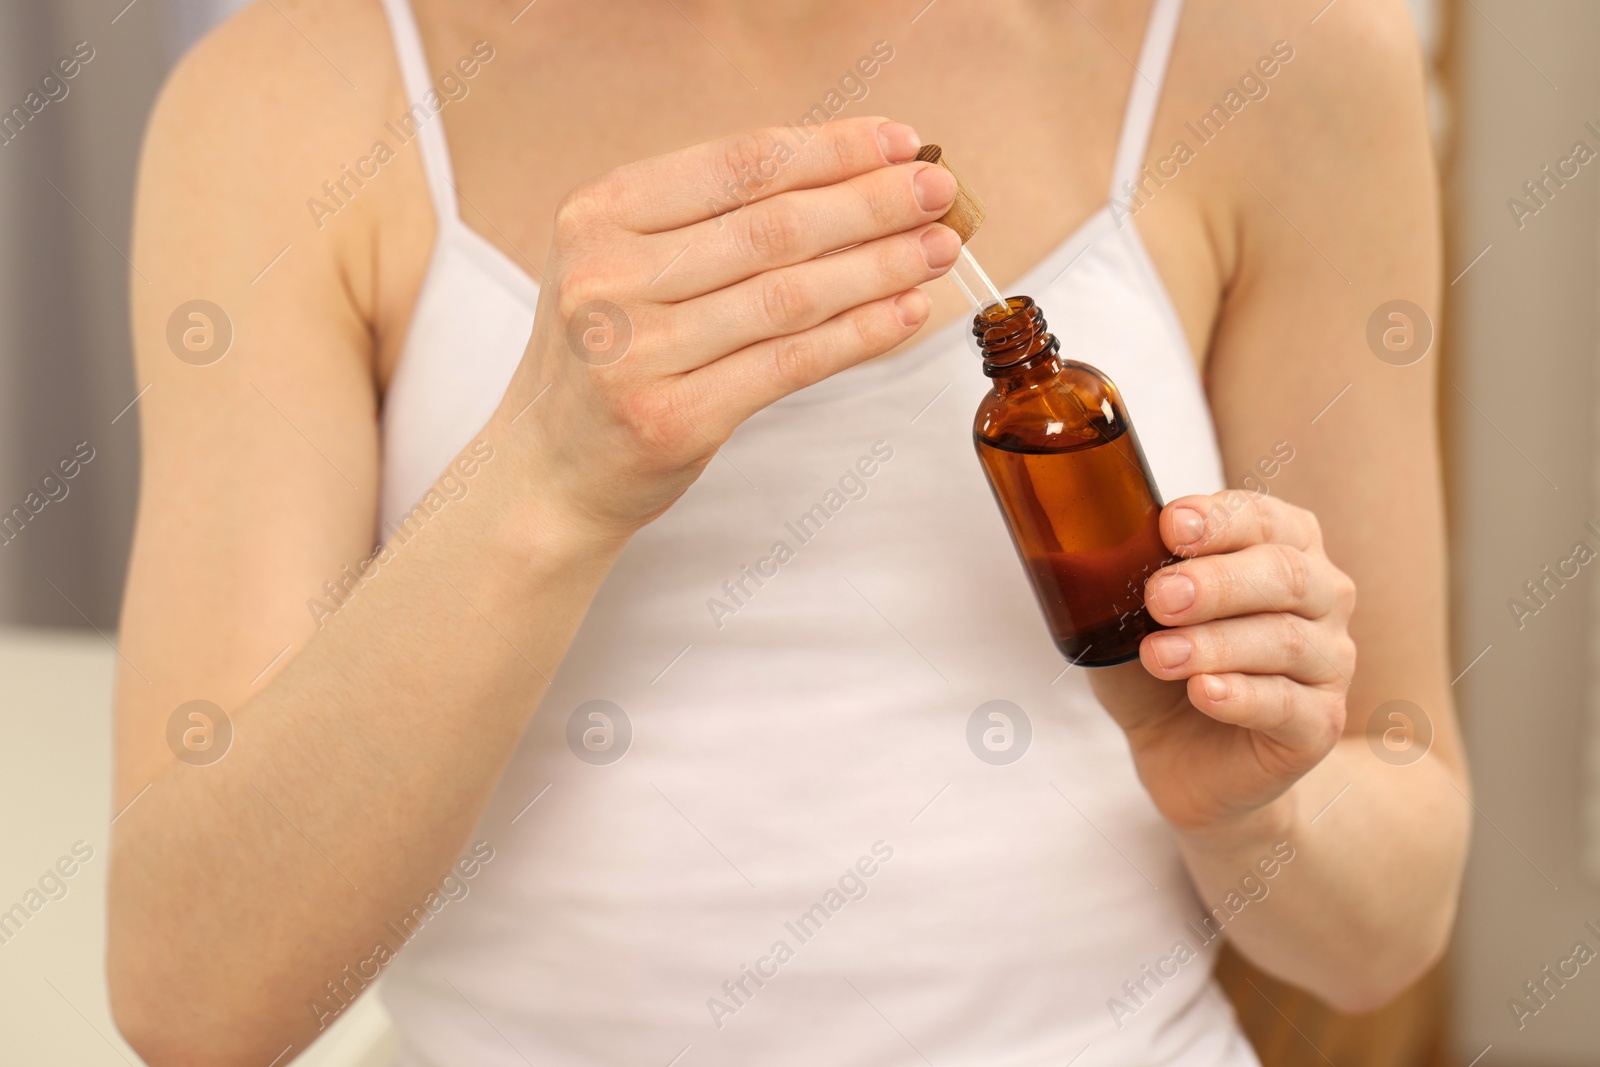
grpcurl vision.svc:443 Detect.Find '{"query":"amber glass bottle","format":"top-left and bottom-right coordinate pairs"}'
top-left (973, 297), bottom-right (1170, 667)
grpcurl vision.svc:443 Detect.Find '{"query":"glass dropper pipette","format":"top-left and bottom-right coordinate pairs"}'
top-left (947, 244), bottom-right (1010, 317)
top-left (912, 144), bottom-right (1010, 317)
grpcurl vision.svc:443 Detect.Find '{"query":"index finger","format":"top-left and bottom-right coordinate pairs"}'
top-left (1161, 492), bottom-right (1323, 558)
top-left (600, 117), bottom-right (922, 233)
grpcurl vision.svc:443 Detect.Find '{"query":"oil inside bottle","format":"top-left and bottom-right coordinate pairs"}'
top-left (972, 297), bottom-right (1170, 667)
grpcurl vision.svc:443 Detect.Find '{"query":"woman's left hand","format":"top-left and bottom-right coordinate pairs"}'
top-left (1090, 491), bottom-right (1358, 838)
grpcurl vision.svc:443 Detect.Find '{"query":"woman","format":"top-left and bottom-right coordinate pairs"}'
top-left (109, 0), bottom-right (1467, 1063)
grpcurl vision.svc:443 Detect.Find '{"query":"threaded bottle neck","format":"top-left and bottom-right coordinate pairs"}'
top-left (973, 296), bottom-right (1060, 377)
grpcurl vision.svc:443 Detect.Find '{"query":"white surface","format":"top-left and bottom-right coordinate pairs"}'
top-left (0, 627), bottom-right (397, 1065)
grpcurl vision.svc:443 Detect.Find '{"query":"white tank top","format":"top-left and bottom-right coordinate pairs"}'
top-left (375, 2), bottom-right (1256, 1064)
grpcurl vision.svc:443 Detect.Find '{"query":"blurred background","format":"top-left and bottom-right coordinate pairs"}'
top-left (1, 0), bottom-right (1596, 1063)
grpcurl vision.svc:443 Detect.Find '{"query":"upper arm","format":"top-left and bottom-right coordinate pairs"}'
top-left (1199, 1), bottom-right (1455, 756)
top-left (117, 0), bottom-right (408, 804)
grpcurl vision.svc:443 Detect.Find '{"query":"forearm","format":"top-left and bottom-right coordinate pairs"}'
top-left (108, 431), bottom-right (624, 1064)
top-left (1174, 737), bottom-right (1470, 1011)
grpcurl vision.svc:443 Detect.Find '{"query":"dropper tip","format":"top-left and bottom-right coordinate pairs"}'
top-left (978, 296), bottom-right (1020, 322)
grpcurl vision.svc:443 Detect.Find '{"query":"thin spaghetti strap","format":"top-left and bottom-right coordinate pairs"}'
top-left (1107, 0), bottom-right (1185, 201)
top-left (377, 0), bottom-right (460, 229)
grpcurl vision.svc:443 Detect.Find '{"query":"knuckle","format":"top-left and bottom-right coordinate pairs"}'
top-left (760, 272), bottom-right (814, 329)
top-left (1336, 571), bottom-right (1358, 614)
top-left (1252, 496), bottom-right (1279, 543)
top-left (1327, 711), bottom-right (1348, 748)
top-left (1274, 545), bottom-right (1312, 602)
top-left (1278, 616), bottom-right (1311, 664)
top-left (1246, 495), bottom-right (1273, 540)
top-left (1206, 494), bottom-right (1242, 539)
top-left (853, 302), bottom-right (892, 349)
top-left (769, 334), bottom-right (815, 390)
top-left (845, 301), bottom-right (902, 362)
top-left (552, 191), bottom-right (587, 240)
top-left (831, 127), bottom-right (856, 174)
top-left (1339, 634), bottom-right (1358, 677)
top-left (1301, 505), bottom-right (1325, 546)
top-left (554, 262), bottom-right (606, 319)
top-left (1278, 682), bottom-right (1301, 733)
top-left (553, 181), bottom-right (614, 241)
top-left (721, 130), bottom-right (777, 189)
top-left (644, 309), bottom-right (684, 360)
top-left (743, 204), bottom-right (803, 262)
top-left (609, 387), bottom-right (684, 455)
top-left (1320, 689), bottom-right (1349, 745)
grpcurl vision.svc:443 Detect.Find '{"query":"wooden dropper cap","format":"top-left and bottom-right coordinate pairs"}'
top-left (915, 144), bottom-right (985, 243)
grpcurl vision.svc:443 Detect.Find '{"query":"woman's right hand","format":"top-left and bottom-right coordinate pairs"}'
top-left (498, 117), bottom-right (961, 539)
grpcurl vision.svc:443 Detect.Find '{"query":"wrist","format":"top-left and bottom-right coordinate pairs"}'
top-left (481, 459), bottom-right (631, 580)
top-left (1175, 786), bottom-right (1302, 859)
top-left (440, 424), bottom-right (632, 596)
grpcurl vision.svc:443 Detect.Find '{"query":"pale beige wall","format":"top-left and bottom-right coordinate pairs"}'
top-left (1448, 0), bottom-right (1600, 1060)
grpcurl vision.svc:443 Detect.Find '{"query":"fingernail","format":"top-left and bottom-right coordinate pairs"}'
top-left (1148, 633), bottom-right (1192, 670)
top-left (913, 164), bottom-right (957, 210)
top-left (893, 289), bottom-right (930, 327)
top-left (1201, 675), bottom-right (1229, 701)
top-left (878, 122), bottom-right (921, 162)
top-left (1151, 573), bottom-right (1197, 614)
top-left (920, 225), bottom-right (960, 268)
top-left (1171, 507), bottom-right (1206, 545)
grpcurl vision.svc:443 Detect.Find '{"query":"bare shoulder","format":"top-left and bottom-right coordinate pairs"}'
top-left (133, 0), bottom-right (425, 346)
top-left (1174, 0), bottom-right (1426, 102)
top-left (1178, 0), bottom-right (1431, 190)
top-left (143, 0), bottom-right (405, 197)
top-left (1126, 0), bottom-right (1430, 364)
top-left (1153, 0), bottom-right (1433, 290)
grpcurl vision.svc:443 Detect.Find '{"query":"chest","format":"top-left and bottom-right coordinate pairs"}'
top-left (371, 0), bottom-right (1221, 389)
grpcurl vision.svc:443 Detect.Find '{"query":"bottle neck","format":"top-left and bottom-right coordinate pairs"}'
top-left (973, 296), bottom-right (1061, 380)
